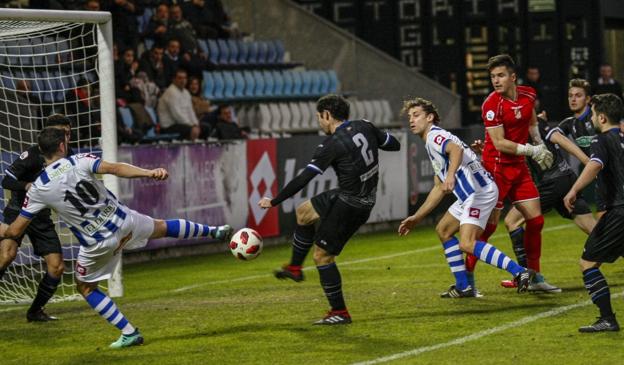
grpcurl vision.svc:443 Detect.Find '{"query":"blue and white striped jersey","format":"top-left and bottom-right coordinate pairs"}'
top-left (20, 153), bottom-right (127, 247)
top-left (425, 126), bottom-right (493, 202)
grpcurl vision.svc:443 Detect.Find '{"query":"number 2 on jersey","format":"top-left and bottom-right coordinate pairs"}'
top-left (352, 133), bottom-right (374, 166)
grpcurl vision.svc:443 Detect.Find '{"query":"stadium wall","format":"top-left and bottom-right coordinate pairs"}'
top-left (224, 0), bottom-right (462, 128)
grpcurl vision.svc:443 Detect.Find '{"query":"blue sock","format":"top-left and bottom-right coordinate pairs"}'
top-left (473, 240), bottom-right (522, 276)
top-left (442, 237), bottom-right (469, 290)
top-left (165, 219), bottom-right (217, 239)
top-left (85, 288), bottom-right (135, 335)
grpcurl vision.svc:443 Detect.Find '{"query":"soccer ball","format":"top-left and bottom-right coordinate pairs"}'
top-left (229, 228), bottom-right (263, 260)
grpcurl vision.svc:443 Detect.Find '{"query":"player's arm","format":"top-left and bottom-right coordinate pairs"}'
top-left (96, 161), bottom-right (168, 180)
top-left (443, 141), bottom-right (462, 193)
top-left (563, 161), bottom-right (601, 212)
top-left (378, 131), bottom-right (401, 151)
top-left (259, 168), bottom-right (317, 208)
top-left (1, 153), bottom-right (32, 191)
top-left (548, 130), bottom-right (590, 165)
top-left (1, 170), bottom-right (31, 191)
top-left (398, 176), bottom-right (445, 236)
top-left (0, 216), bottom-right (31, 245)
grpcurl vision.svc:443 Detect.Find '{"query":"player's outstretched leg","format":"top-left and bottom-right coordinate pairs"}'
top-left (579, 267), bottom-right (620, 332)
top-left (439, 237), bottom-right (474, 298)
top-left (464, 221), bottom-right (497, 284)
top-left (274, 224), bottom-right (314, 282)
top-left (163, 219), bottom-right (232, 241)
top-left (469, 240), bottom-right (534, 293)
top-left (78, 282), bottom-right (144, 348)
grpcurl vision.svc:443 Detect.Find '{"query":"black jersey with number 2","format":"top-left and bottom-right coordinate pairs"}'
top-left (308, 120), bottom-right (393, 208)
top-left (590, 128), bottom-right (624, 209)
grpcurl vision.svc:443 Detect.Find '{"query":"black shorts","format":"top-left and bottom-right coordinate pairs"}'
top-left (539, 174), bottom-right (591, 219)
top-left (3, 209), bottom-right (62, 257)
top-left (311, 190), bottom-right (372, 256)
top-left (582, 207), bottom-right (624, 263)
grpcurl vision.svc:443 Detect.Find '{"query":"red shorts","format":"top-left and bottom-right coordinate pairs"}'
top-left (482, 160), bottom-right (539, 209)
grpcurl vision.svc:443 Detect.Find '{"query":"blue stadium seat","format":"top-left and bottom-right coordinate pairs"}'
top-left (272, 70), bottom-right (284, 97)
top-left (273, 40), bottom-right (285, 64)
top-left (197, 39), bottom-right (209, 55)
top-left (222, 71), bottom-right (235, 99)
top-left (233, 71), bottom-right (245, 98)
top-left (212, 71), bottom-right (225, 99)
top-left (247, 41), bottom-right (259, 65)
top-left (265, 40), bottom-right (277, 64)
top-left (318, 70), bottom-right (329, 94)
top-left (18, 39), bottom-right (33, 66)
top-left (237, 40), bottom-right (249, 64)
top-left (31, 38), bottom-right (46, 66)
top-left (202, 71), bottom-right (215, 99)
top-left (256, 41), bottom-right (268, 65)
top-left (327, 70), bottom-right (339, 93)
top-left (309, 70), bottom-right (322, 96)
top-left (243, 70), bottom-right (255, 97)
top-left (262, 70), bottom-right (274, 97)
top-left (207, 39), bottom-right (219, 64)
top-left (252, 70), bottom-right (265, 97)
top-left (281, 70), bottom-right (293, 96)
top-left (300, 71), bottom-right (312, 96)
top-left (290, 70), bottom-right (303, 97)
top-left (227, 39), bottom-right (239, 64)
top-left (217, 39), bottom-right (230, 65)
top-left (4, 40), bottom-right (19, 66)
top-left (118, 107), bottom-right (134, 129)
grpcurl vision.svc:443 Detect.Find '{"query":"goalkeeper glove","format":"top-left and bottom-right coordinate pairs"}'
top-left (516, 143), bottom-right (554, 170)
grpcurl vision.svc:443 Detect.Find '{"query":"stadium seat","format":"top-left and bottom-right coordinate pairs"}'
top-left (197, 39), bottom-right (209, 55)
top-left (212, 71), bottom-right (225, 99)
top-left (202, 71), bottom-right (215, 99)
top-left (306, 101), bottom-right (317, 129)
top-left (298, 101), bottom-right (312, 130)
top-left (288, 102), bottom-right (302, 130)
top-left (31, 38), bottom-right (46, 66)
top-left (247, 41), bottom-right (258, 65)
top-left (233, 71), bottom-right (245, 98)
top-left (290, 70), bottom-right (303, 97)
top-left (268, 103), bottom-right (282, 132)
top-left (222, 71), bottom-right (235, 99)
top-left (281, 70), bottom-right (293, 96)
top-left (227, 39), bottom-right (239, 64)
top-left (237, 40), bottom-right (249, 64)
top-left (207, 39), bottom-right (219, 65)
top-left (256, 41), bottom-right (268, 65)
top-left (243, 70), bottom-right (255, 97)
top-left (272, 70), bottom-right (284, 97)
top-left (273, 40), bottom-right (285, 64)
top-left (380, 99), bottom-right (393, 125)
top-left (18, 39), bottom-right (32, 66)
top-left (309, 70), bottom-right (322, 96)
top-left (265, 40), bottom-right (277, 64)
top-left (371, 100), bottom-right (384, 124)
top-left (327, 70), bottom-right (339, 92)
top-left (252, 70), bottom-right (265, 97)
top-left (352, 100), bottom-right (365, 120)
top-left (217, 39), bottom-right (230, 65)
top-left (4, 40), bottom-right (19, 66)
top-left (262, 70), bottom-right (275, 97)
top-left (258, 103), bottom-right (272, 132)
top-left (300, 71), bottom-right (312, 96)
top-left (278, 103), bottom-right (292, 131)
top-left (318, 70), bottom-right (329, 94)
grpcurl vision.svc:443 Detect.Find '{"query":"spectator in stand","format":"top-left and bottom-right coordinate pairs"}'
top-left (594, 63), bottom-right (623, 101)
top-left (163, 38), bottom-right (183, 86)
top-left (168, 4), bottom-right (198, 54)
top-left (138, 44), bottom-right (168, 90)
top-left (84, 0), bottom-right (100, 11)
top-left (521, 66), bottom-right (543, 111)
top-left (115, 48), bottom-right (139, 101)
top-left (102, 0), bottom-right (141, 52)
top-left (64, 78), bottom-right (100, 146)
top-left (143, 3), bottom-right (169, 47)
top-left (130, 71), bottom-right (160, 109)
top-left (213, 104), bottom-right (247, 140)
top-left (157, 69), bottom-right (201, 140)
top-left (187, 76), bottom-right (212, 123)
top-left (183, 0), bottom-right (240, 39)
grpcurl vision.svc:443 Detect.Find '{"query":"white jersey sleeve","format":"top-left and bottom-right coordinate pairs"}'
top-left (426, 128), bottom-right (451, 157)
top-left (72, 153), bottom-right (102, 175)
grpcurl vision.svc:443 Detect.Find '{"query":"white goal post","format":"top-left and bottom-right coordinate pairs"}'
top-left (0, 8), bottom-right (122, 303)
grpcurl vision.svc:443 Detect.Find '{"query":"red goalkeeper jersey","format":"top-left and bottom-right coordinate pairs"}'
top-left (481, 85), bottom-right (536, 164)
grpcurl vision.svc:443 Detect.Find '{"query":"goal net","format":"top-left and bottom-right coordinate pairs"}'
top-left (0, 9), bottom-right (120, 304)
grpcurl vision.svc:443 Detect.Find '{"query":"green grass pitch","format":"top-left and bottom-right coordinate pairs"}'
top-left (2, 212), bottom-right (624, 364)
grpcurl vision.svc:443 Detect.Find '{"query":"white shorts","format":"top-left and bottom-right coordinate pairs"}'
top-left (75, 209), bottom-right (154, 283)
top-left (448, 184), bottom-right (498, 229)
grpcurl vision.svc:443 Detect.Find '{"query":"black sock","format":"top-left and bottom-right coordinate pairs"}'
top-left (317, 262), bottom-right (346, 311)
top-left (29, 273), bottom-right (61, 313)
top-left (290, 224), bottom-right (315, 267)
top-left (509, 227), bottom-right (527, 267)
top-left (583, 268), bottom-right (614, 318)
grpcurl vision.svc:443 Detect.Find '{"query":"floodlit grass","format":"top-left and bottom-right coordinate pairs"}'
top-left (2, 212), bottom-right (624, 364)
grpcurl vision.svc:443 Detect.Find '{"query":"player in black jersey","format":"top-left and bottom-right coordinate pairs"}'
top-left (563, 93), bottom-right (624, 332)
top-left (258, 94), bottom-right (400, 325)
top-left (0, 114), bottom-right (72, 322)
top-left (498, 114), bottom-right (597, 292)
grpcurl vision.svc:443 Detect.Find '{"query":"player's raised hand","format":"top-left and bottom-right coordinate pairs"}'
top-left (470, 139), bottom-right (484, 154)
top-left (150, 168), bottom-right (169, 180)
top-left (442, 175), bottom-right (455, 193)
top-left (398, 215), bottom-right (419, 236)
top-left (563, 190), bottom-right (576, 213)
top-left (258, 197), bottom-right (273, 209)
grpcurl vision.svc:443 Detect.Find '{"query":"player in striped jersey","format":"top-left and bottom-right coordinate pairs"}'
top-left (0, 128), bottom-right (232, 348)
top-left (398, 98), bottom-right (534, 297)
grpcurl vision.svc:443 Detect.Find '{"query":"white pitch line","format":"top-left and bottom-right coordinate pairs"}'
top-left (352, 291), bottom-right (624, 365)
top-left (172, 223), bottom-right (575, 293)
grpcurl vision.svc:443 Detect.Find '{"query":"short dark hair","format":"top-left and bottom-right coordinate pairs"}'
top-left (401, 97), bottom-right (440, 124)
top-left (316, 94), bottom-right (349, 121)
top-left (568, 79), bottom-right (591, 96)
top-left (487, 54), bottom-right (516, 73)
top-left (38, 127), bottom-right (66, 159)
top-left (591, 93), bottom-right (624, 125)
top-left (45, 113), bottom-right (71, 128)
